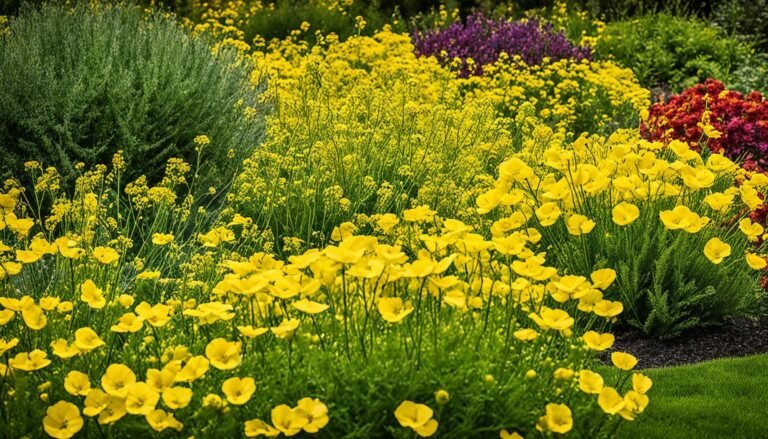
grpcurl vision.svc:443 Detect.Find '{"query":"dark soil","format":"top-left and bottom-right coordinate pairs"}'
top-left (602, 317), bottom-right (768, 369)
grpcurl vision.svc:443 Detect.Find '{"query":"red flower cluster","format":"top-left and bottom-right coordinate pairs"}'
top-left (641, 79), bottom-right (768, 172)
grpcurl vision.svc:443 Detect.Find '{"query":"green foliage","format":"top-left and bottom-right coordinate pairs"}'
top-left (0, 2), bottom-right (263, 188)
top-left (712, 0), bottom-right (768, 51)
top-left (728, 53), bottom-right (768, 95)
top-left (595, 13), bottom-right (753, 92)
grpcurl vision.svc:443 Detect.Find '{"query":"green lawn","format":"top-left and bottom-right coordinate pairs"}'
top-left (616, 354), bottom-right (768, 438)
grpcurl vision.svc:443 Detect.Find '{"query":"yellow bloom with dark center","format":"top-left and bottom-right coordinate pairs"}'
top-left (535, 202), bottom-right (561, 227)
top-left (74, 327), bottom-right (105, 352)
top-left (222, 377), bottom-right (256, 405)
top-left (394, 401), bottom-right (438, 437)
top-left (590, 268), bottom-right (617, 289)
top-left (175, 356), bottom-right (210, 382)
top-left (50, 339), bottom-right (80, 359)
top-left (98, 397), bottom-right (127, 425)
top-left (704, 237), bottom-right (731, 264)
top-left (111, 312), bottom-right (144, 333)
top-left (739, 218), bottom-right (764, 241)
top-left (83, 389), bottom-right (109, 417)
top-left (205, 338), bottom-right (242, 370)
top-left (43, 401), bottom-right (83, 439)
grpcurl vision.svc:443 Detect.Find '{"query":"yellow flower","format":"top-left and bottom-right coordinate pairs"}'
top-left (377, 297), bottom-right (414, 323)
top-left (74, 327), bottom-right (105, 352)
top-left (619, 390), bottom-right (650, 420)
top-left (64, 371), bottom-right (91, 396)
top-left (536, 403), bottom-right (572, 434)
top-left (98, 397), bottom-right (127, 425)
top-left (513, 328), bottom-right (538, 341)
top-left (500, 430), bottom-right (524, 439)
top-left (394, 401), bottom-right (439, 437)
top-left (43, 401), bottom-right (83, 439)
top-left (83, 389), bottom-right (109, 417)
top-left (9, 349), bottom-right (51, 371)
top-left (92, 246), bottom-right (119, 264)
top-left (135, 302), bottom-right (172, 327)
top-left (703, 237), bottom-right (731, 264)
top-left (205, 338), bottom-right (242, 370)
top-left (50, 339), bottom-right (80, 359)
top-left (101, 363), bottom-right (137, 398)
top-left (161, 386), bottom-right (193, 410)
top-left (739, 218), bottom-right (764, 241)
top-left (0, 337), bottom-right (18, 356)
top-left (237, 325), bottom-right (269, 338)
top-left (111, 312), bottom-right (144, 333)
top-left (611, 351), bottom-right (638, 370)
top-left (578, 370), bottom-right (604, 394)
top-left (746, 253), bottom-right (767, 270)
top-left (632, 373), bottom-right (653, 394)
top-left (125, 382), bottom-right (160, 415)
top-left (271, 404), bottom-right (309, 437)
top-left (659, 205), bottom-right (709, 233)
top-left (598, 387), bottom-right (625, 414)
top-left (175, 356), bottom-right (210, 382)
top-left (582, 331), bottom-right (615, 351)
top-left (296, 398), bottom-right (329, 433)
top-left (565, 214), bottom-right (595, 235)
top-left (270, 319), bottom-right (300, 340)
top-left (222, 377), bottom-right (256, 405)
top-left (80, 279), bottom-right (106, 309)
top-left (145, 409), bottom-right (184, 432)
top-left (535, 202), bottom-right (561, 227)
top-left (612, 202), bottom-right (640, 226)
top-left (434, 390), bottom-right (450, 406)
top-left (403, 205), bottom-right (436, 223)
top-left (528, 307), bottom-right (573, 331)
top-left (21, 305), bottom-right (47, 330)
top-left (152, 233), bottom-right (175, 246)
top-left (590, 268), bottom-right (617, 289)
top-left (244, 418), bottom-right (280, 437)
top-left (292, 298), bottom-right (329, 315)
top-left (593, 300), bottom-right (623, 318)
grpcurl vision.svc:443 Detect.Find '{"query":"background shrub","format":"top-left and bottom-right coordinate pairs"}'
top-left (595, 13), bottom-right (753, 92)
top-left (0, 2), bottom-right (263, 187)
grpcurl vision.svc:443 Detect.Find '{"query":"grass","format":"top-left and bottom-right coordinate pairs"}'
top-left (616, 354), bottom-right (768, 438)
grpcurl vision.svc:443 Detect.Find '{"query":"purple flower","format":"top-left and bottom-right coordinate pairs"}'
top-left (412, 14), bottom-right (592, 77)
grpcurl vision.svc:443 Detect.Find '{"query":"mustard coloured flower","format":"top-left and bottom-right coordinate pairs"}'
top-left (101, 364), bottom-right (137, 398)
top-left (125, 382), bottom-right (160, 415)
top-left (739, 218), bottom-right (764, 241)
top-left (377, 297), bottom-right (414, 323)
top-left (593, 300), bottom-right (623, 319)
top-left (582, 331), bottom-right (615, 351)
top-left (161, 386), bottom-right (193, 410)
top-left (270, 319), bottom-right (300, 340)
top-left (9, 349), bottom-right (51, 371)
top-left (111, 312), bottom-right (144, 333)
top-left (50, 339), bottom-right (80, 359)
top-left (245, 418), bottom-right (280, 437)
top-left (64, 371), bottom-right (91, 396)
top-left (292, 298), bottom-right (329, 315)
top-left (598, 387), bottom-right (625, 415)
top-left (83, 389), bottom-right (109, 417)
top-left (295, 398), bottom-right (329, 433)
top-left (43, 401), bottom-right (83, 439)
top-left (222, 377), bottom-right (256, 405)
top-left (98, 397), bottom-right (127, 425)
top-left (74, 327), bottom-right (105, 352)
top-left (151, 233), bottom-right (175, 246)
top-left (394, 401), bottom-right (438, 437)
top-left (135, 301), bottom-right (172, 327)
top-left (0, 337), bottom-right (18, 356)
top-left (704, 238), bottom-right (731, 264)
top-left (22, 304), bottom-right (47, 330)
top-left (590, 268), bottom-right (617, 289)
top-left (746, 253), bottom-right (767, 270)
top-left (536, 403), bottom-right (572, 434)
top-left (205, 338), bottom-right (242, 370)
top-left (92, 246), bottom-right (119, 264)
top-left (611, 351), bottom-right (638, 370)
top-left (500, 430), bottom-right (524, 439)
top-left (145, 409), bottom-right (184, 432)
top-left (80, 279), bottom-right (106, 309)
top-left (237, 325), bottom-right (269, 338)
top-left (632, 373), bottom-right (653, 394)
top-left (578, 370), bottom-right (604, 394)
top-left (612, 202), bottom-right (640, 226)
top-left (175, 356), bottom-right (210, 382)
top-left (271, 404), bottom-right (309, 437)
top-left (513, 328), bottom-right (538, 341)
top-left (565, 214), bottom-right (595, 235)
top-left (619, 390), bottom-right (650, 420)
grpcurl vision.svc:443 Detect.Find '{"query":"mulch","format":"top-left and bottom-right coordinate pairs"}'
top-left (601, 317), bottom-right (768, 369)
